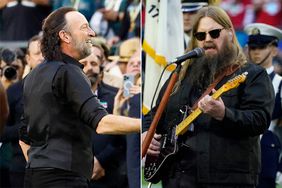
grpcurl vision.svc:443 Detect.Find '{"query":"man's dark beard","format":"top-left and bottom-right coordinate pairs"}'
top-left (87, 72), bottom-right (99, 87)
top-left (188, 38), bottom-right (237, 90)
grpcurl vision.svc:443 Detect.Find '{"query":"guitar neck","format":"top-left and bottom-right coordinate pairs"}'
top-left (176, 86), bottom-right (225, 136)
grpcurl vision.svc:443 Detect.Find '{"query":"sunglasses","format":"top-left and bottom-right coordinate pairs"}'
top-left (194, 28), bottom-right (225, 41)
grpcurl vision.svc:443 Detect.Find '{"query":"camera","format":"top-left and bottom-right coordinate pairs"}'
top-left (3, 66), bottom-right (17, 80)
top-left (123, 74), bottom-right (135, 97)
top-left (0, 48), bottom-right (17, 80)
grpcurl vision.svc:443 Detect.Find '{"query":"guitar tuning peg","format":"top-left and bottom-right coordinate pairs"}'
top-left (243, 72), bottom-right (248, 75)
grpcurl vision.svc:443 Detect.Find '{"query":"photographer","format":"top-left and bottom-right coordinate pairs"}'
top-left (1, 35), bottom-right (43, 187)
top-left (0, 48), bottom-right (18, 89)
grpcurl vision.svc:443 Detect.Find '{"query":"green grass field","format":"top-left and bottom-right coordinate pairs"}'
top-left (142, 168), bottom-right (162, 188)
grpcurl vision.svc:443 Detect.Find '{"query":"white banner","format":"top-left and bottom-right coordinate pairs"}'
top-left (143, 0), bottom-right (184, 114)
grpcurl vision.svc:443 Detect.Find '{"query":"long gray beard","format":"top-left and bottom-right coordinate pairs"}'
top-left (188, 39), bottom-right (237, 90)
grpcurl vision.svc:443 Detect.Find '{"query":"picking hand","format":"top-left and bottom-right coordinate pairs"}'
top-left (142, 132), bottom-right (161, 157)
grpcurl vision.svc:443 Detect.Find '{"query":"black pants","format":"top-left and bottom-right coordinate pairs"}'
top-left (162, 170), bottom-right (256, 188)
top-left (24, 168), bottom-right (88, 188)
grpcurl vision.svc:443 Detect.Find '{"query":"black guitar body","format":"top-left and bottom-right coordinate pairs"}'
top-left (144, 127), bottom-right (179, 184)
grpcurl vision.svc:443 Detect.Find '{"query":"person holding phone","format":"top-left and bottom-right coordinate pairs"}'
top-left (114, 50), bottom-right (141, 115)
top-left (113, 50), bottom-right (141, 188)
top-left (123, 74), bottom-right (135, 98)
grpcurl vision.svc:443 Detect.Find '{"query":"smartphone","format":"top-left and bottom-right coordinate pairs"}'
top-left (123, 74), bottom-right (135, 97)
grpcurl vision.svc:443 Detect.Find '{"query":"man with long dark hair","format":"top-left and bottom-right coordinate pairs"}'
top-left (19, 7), bottom-right (139, 188)
top-left (143, 6), bottom-right (275, 187)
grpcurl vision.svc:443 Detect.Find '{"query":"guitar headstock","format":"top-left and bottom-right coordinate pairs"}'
top-left (222, 72), bottom-right (248, 92)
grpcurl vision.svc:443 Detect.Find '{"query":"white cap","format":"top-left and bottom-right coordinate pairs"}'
top-left (244, 23), bottom-right (282, 47)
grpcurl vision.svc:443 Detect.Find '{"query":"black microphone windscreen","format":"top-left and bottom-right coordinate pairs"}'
top-left (194, 48), bottom-right (205, 57)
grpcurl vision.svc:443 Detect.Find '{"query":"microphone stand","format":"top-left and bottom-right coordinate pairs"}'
top-left (142, 63), bottom-right (182, 158)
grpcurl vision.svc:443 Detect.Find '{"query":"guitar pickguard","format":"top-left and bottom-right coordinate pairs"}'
top-left (144, 127), bottom-right (178, 183)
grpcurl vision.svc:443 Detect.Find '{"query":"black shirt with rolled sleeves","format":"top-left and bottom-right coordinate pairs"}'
top-left (19, 54), bottom-right (108, 180)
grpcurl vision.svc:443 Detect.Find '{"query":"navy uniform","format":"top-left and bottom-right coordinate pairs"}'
top-left (181, 0), bottom-right (208, 49)
top-left (244, 23), bottom-right (282, 188)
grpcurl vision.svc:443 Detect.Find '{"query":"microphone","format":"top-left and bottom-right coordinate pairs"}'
top-left (171, 48), bottom-right (205, 65)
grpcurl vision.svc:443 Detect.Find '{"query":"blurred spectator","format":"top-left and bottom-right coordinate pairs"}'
top-left (14, 48), bottom-right (26, 80)
top-left (90, 0), bottom-right (130, 47)
top-left (0, 47), bottom-right (25, 87)
top-left (0, 141), bottom-right (12, 187)
top-left (0, 48), bottom-right (13, 188)
top-left (0, 81), bottom-right (8, 135)
top-left (52, 0), bottom-right (101, 21)
top-left (0, 48), bottom-right (18, 89)
top-left (22, 35), bottom-right (44, 77)
top-left (127, 0), bottom-right (141, 38)
top-left (221, 0), bottom-right (254, 30)
top-left (92, 37), bottom-right (110, 66)
top-left (113, 50), bottom-right (141, 188)
top-left (0, 34), bottom-right (43, 188)
top-left (0, 0), bottom-right (8, 9)
top-left (80, 43), bottom-right (128, 188)
top-left (244, 22), bottom-right (282, 188)
top-left (91, 37), bottom-right (122, 118)
top-left (253, 0), bottom-right (282, 28)
top-left (221, 0), bottom-right (254, 47)
top-left (181, 0), bottom-right (208, 48)
top-left (273, 56), bottom-right (282, 76)
top-left (105, 37), bottom-right (140, 89)
top-left (0, 0), bottom-right (51, 41)
top-left (80, 44), bottom-right (102, 91)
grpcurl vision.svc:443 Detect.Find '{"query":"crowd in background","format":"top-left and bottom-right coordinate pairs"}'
top-left (2, 0), bottom-right (282, 187)
top-left (140, 0), bottom-right (282, 73)
top-left (220, 0), bottom-right (282, 67)
top-left (0, 0), bottom-right (141, 188)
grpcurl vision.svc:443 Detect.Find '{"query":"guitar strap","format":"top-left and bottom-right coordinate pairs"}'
top-left (191, 64), bottom-right (240, 111)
